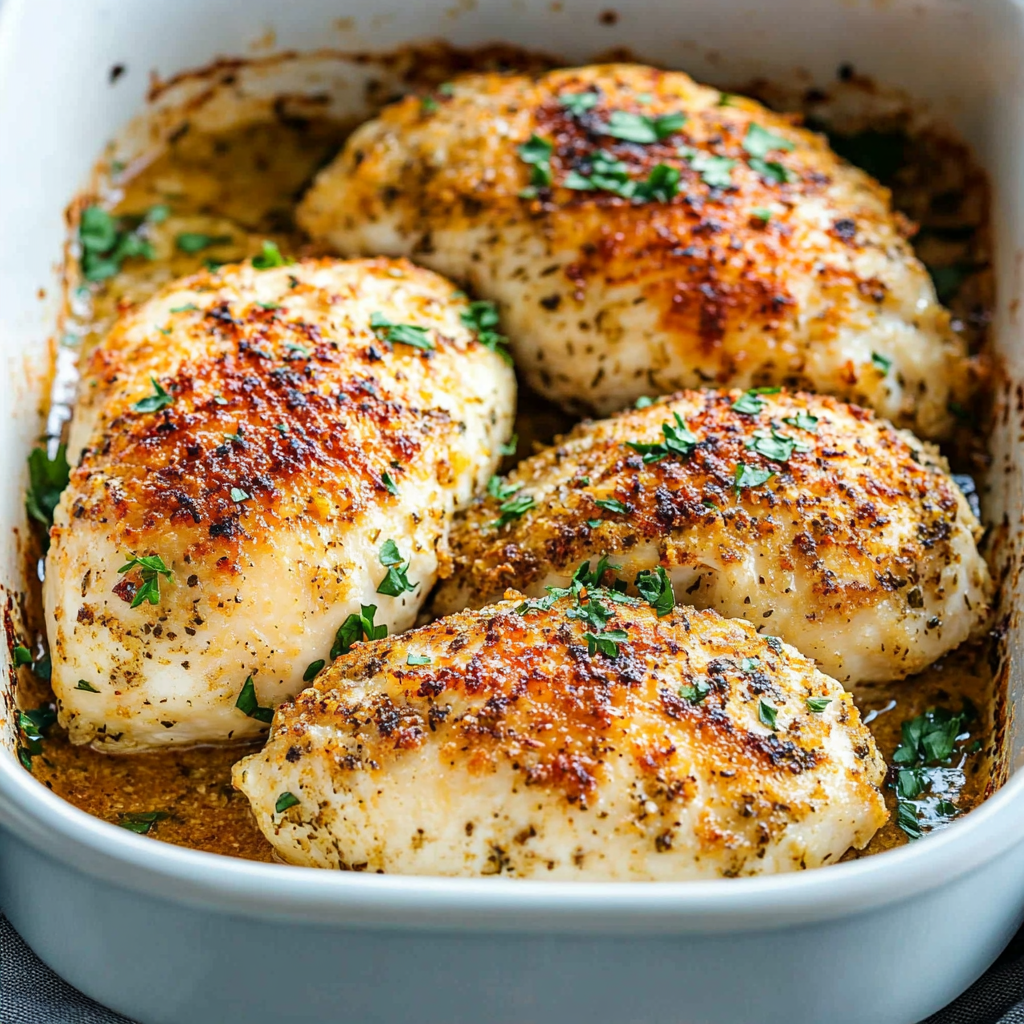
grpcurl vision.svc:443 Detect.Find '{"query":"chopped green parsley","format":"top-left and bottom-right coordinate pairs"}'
top-left (331, 604), bottom-right (388, 660)
top-left (626, 411), bottom-right (698, 463)
top-left (730, 386), bottom-right (780, 416)
top-left (734, 463), bottom-right (774, 494)
top-left (369, 312), bottom-right (434, 351)
top-left (117, 554), bottom-right (173, 608)
top-left (599, 110), bottom-right (687, 144)
top-left (235, 675), bottom-right (274, 724)
top-left (132, 377), bottom-right (174, 414)
top-left (806, 697), bottom-right (832, 712)
top-left (460, 299), bottom-right (512, 364)
top-left (275, 792), bottom-right (300, 814)
top-left (583, 628), bottom-right (629, 657)
top-left (25, 443), bottom-right (70, 530)
top-left (175, 232), bottom-right (232, 254)
top-left (377, 540), bottom-right (418, 597)
top-left (303, 660), bottom-right (325, 683)
top-left (559, 91), bottom-right (600, 116)
top-left (251, 240), bottom-right (292, 269)
top-left (744, 426), bottom-right (810, 463)
top-left (635, 566), bottom-right (675, 616)
top-left (517, 134), bottom-right (554, 196)
top-left (758, 699), bottom-right (778, 730)
top-left (679, 679), bottom-right (712, 703)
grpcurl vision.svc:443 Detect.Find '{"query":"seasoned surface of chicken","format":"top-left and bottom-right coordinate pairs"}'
top-left (233, 594), bottom-right (887, 878)
top-left (298, 64), bottom-right (970, 438)
top-left (433, 390), bottom-right (991, 684)
top-left (45, 256), bottom-right (516, 750)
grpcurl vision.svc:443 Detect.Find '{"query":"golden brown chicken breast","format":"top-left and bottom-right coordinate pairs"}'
top-left (233, 593), bottom-right (887, 878)
top-left (298, 63), bottom-right (970, 438)
top-left (432, 390), bottom-right (991, 683)
top-left (45, 255), bottom-right (516, 750)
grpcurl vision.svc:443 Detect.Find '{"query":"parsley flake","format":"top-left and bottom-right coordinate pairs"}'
top-left (119, 811), bottom-right (168, 835)
top-left (235, 675), bottom-right (274, 723)
top-left (460, 300), bottom-right (512, 364)
top-left (748, 158), bottom-right (794, 184)
top-left (635, 395), bottom-right (655, 409)
top-left (635, 566), bottom-right (675, 616)
top-left (251, 240), bottom-right (292, 269)
top-left (13, 646), bottom-right (32, 667)
top-left (730, 386), bottom-right (781, 416)
top-left (499, 434), bottom-right (518, 457)
top-left (377, 540), bottom-right (418, 597)
top-left (75, 680), bottom-right (100, 693)
top-left (559, 91), bottom-right (600, 116)
top-left (275, 792), bottom-right (300, 813)
top-left (599, 110), bottom-right (687, 144)
top-left (751, 207), bottom-right (773, 224)
top-left (369, 312), bottom-right (434, 351)
top-left (734, 463), bottom-right (774, 494)
top-left (229, 487), bottom-right (250, 503)
top-left (783, 412), bottom-right (819, 433)
top-left (517, 134), bottom-right (554, 196)
top-left (117, 554), bottom-right (173, 608)
top-left (26, 443), bottom-right (70, 530)
top-left (303, 660), bottom-right (325, 683)
top-left (758, 699), bottom-right (778, 730)
top-left (871, 351), bottom-right (893, 374)
top-left (382, 471), bottom-right (398, 496)
top-left (626, 411), bottom-right (698, 464)
top-left (407, 653), bottom-right (432, 666)
top-left (742, 123), bottom-right (795, 160)
top-left (583, 628), bottom-right (629, 657)
top-left (78, 205), bottom-right (156, 282)
top-left (679, 679), bottom-right (712, 703)
top-left (132, 377), bottom-right (174, 414)
top-left (806, 697), bottom-right (832, 712)
top-left (744, 426), bottom-right (810, 463)
top-left (678, 147), bottom-right (736, 188)
top-left (491, 492), bottom-right (536, 529)
top-left (176, 232), bottom-right (232, 254)
top-left (331, 604), bottom-right (388, 660)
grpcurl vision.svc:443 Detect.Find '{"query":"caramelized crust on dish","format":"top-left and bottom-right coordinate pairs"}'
top-left (233, 594), bottom-right (887, 878)
top-left (45, 257), bottom-right (516, 750)
top-left (433, 390), bottom-right (991, 683)
top-left (298, 63), bottom-right (970, 438)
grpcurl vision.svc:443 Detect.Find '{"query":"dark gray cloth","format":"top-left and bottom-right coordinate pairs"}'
top-left (2, 909), bottom-right (1023, 1024)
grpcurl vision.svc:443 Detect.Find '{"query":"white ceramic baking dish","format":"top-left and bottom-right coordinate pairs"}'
top-left (3, 1), bottom-right (1024, 1022)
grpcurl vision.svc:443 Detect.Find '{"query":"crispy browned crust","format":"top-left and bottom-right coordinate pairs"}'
top-left (299, 64), bottom-right (969, 435)
top-left (66, 257), bottom-right (480, 563)
top-left (433, 389), bottom-right (989, 676)
top-left (264, 595), bottom-right (885, 856)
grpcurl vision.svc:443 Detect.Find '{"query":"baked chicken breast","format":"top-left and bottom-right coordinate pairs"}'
top-left (233, 593), bottom-right (887, 878)
top-left (298, 63), bottom-right (970, 438)
top-left (433, 390), bottom-right (991, 684)
top-left (45, 256), bottom-right (515, 750)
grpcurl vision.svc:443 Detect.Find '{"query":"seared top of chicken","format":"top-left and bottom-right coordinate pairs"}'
top-left (299, 63), bottom-right (971, 437)
top-left (434, 390), bottom-right (990, 683)
top-left (46, 256), bottom-right (515, 748)
top-left (233, 593), bottom-right (887, 878)
top-left (69, 256), bottom-right (507, 554)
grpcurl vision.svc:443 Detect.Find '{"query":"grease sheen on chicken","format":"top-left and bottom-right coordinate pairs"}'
top-left (233, 594), bottom-right (887, 878)
top-left (433, 390), bottom-right (991, 684)
top-left (45, 256), bottom-right (515, 750)
top-left (298, 63), bottom-right (970, 438)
